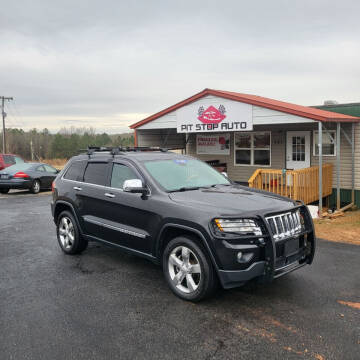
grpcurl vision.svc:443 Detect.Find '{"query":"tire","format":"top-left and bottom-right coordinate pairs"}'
top-left (30, 179), bottom-right (41, 194)
top-left (0, 188), bottom-right (9, 194)
top-left (56, 210), bottom-right (88, 255)
top-left (163, 236), bottom-right (218, 302)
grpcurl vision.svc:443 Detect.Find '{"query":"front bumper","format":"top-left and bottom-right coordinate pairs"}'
top-left (215, 204), bottom-right (316, 289)
top-left (0, 179), bottom-right (32, 189)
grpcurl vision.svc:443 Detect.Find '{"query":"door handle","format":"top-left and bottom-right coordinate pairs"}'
top-left (73, 186), bottom-right (82, 191)
top-left (104, 193), bottom-right (115, 198)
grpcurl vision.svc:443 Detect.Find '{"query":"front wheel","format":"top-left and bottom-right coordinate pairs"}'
top-left (57, 211), bottom-right (88, 254)
top-left (163, 236), bottom-right (218, 302)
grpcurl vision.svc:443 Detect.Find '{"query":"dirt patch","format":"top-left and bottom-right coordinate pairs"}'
top-left (314, 210), bottom-right (360, 245)
top-left (41, 158), bottom-right (67, 170)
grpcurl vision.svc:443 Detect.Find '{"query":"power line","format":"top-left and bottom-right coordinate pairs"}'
top-left (1, 96), bottom-right (14, 153)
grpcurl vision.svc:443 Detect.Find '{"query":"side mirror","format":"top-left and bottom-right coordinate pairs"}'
top-left (56, 169), bottom-right (60, 174)
top-left (123, 179), bottom-right (148, 194)
top-left (221, 171), bottom-right (228, 178)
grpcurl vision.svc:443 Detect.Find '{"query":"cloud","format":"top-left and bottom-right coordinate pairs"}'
top-left (1, 0), bottom-right (359, 133)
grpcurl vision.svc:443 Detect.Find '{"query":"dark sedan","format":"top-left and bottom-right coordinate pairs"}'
top-left (0, 163), bottom-right (59, 194)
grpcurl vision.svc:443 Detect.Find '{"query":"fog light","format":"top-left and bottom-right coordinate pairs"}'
top-left (237, 252), bottom-right (254, 263)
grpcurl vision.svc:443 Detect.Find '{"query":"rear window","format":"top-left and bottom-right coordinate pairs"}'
top-left (83, 162), bottom-right (108, 186)
top-left (3, 155), bottom-right (15, 165)
top-left (3, 163), bottom-right (32, 172)
top-left (63, 160), bottom-right (87, 182)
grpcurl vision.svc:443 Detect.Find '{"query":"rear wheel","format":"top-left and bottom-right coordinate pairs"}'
top-left (30, 179), bottom-right (41, 194)
top-left (57, 210), bottom-right (88, 254)
top-left (0, 188), bottom-right (9, 194)
top-left (163, 236), bottom-right (218, 302)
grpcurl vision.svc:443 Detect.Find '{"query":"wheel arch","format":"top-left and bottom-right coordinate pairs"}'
top-left (156, 223), bottom-right (219, 270)
top-left (53, 201), bottom-right (83, 235)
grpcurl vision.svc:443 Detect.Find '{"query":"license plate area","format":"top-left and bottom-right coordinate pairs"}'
top-left (284, 238), bottom-right (299, 257)
top-left (0, 174), bottom-right (9, 179)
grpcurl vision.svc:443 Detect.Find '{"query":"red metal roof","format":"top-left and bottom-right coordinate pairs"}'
top-left (130, 88), bottom-right (359, 129)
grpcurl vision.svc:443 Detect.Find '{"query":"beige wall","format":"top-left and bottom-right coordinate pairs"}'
top-left (136, 123), bottom-right (360, 190)
top-left (186, 123), bottom-right (360, 189)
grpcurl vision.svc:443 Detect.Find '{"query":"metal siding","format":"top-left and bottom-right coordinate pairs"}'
top-left (311, 123), bottom-right (360, 190)
top-left (136, 129), bottom-right (185, 149)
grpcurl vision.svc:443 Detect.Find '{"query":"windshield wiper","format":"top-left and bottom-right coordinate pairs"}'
top-left (170, 186), bottom-right (207, 193)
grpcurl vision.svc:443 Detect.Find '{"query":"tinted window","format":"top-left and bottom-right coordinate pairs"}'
top-left (64, 160), bottom-right (87, 182)
top-left (111, 163), bottom-right (139, 189)
top-left (2, 163), bottom-right (32, 173)
top-left (3, 155), bottom-right (15, 165)
top-left (44, 164), bottom-right (58, 174)
top-left (83, 162), bottom-right (108, 186)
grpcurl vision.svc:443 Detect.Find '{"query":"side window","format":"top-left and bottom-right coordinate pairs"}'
top-left (36, 165), bottom-right (45, 172)
top-left (3, 155), bottom-right (16, 165)
top-left (111, 163), bottom-right (140, 190)
top-left (44, 165), bottom-right (58, 174)
top-left (63, 160), bottom-right (87, 182)
top-left (83, 162), bottom-right (108, 186)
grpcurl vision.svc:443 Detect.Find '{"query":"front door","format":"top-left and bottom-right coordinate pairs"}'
top-left (286, 131), bottom-right (311, 170)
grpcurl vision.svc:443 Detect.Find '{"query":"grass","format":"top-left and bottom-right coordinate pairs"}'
top-left (314, 210), bottom-right (360, 245)
top-left (42, 158), bottom-right (68, 169)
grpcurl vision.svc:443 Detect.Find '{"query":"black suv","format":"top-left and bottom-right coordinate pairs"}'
top-left (51, 147), bottom-right (315, 301)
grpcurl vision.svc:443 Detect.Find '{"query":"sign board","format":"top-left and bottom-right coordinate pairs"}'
top-left (177, 101), bottom-right (253, 133)
top-left (196, 134), bottom-right (230, 155)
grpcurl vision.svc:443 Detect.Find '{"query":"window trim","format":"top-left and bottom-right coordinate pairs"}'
top-left (234, 132), bottom-right (271, 167)
top-left (313, 130), bottom-right (336, 157)
top-left (110, 161), bottom-right (143, 190)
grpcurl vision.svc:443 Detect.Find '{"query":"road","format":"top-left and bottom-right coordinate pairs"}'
top-left (0, 192), bottom-right (359, 360)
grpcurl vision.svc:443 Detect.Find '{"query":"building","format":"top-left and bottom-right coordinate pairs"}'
top-left (130, 89), bottom-right (360, 211)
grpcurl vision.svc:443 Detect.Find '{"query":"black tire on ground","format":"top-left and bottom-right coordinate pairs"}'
top-left (56, 210), bottom-right (88, 255)
top-left (162, 236), bottom-right (218, 302)
top-left (0, 188), bottom-right (10, 194)
top-left (30, 179), bottom-right (41, 194)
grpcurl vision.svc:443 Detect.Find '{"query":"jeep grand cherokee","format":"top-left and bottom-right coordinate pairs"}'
top-left (51, 147), bottom-right (315, 301)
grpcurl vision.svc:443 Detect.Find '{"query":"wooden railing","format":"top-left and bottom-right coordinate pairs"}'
top-left (248, 164), bottom-right (333, 204)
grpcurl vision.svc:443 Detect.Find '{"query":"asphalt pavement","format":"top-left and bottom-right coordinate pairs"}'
top-left (0, 192), bottom-right (359, 360)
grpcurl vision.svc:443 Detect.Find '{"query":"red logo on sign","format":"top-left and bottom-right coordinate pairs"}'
top-left (198, 105), bottom-right (226, 124)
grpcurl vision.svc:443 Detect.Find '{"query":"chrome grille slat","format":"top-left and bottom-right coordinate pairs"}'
top-left (266, 211), bottom-right (302, 241)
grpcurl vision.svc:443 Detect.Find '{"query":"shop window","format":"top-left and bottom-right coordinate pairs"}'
top-left (234, 132), bottom-right (271, 166)
top-left (313, 130), bottom-right (336, 156)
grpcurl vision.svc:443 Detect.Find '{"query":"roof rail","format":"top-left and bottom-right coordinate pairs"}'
top-left (79, 146), bottom-right (169, 157)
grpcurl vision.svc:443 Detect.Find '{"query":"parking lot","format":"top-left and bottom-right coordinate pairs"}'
top-left (0, 192), bottom-right (359, 360)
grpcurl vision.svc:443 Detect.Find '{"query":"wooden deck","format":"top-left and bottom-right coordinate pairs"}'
top-left (248, 164), bottom-right (333, 204)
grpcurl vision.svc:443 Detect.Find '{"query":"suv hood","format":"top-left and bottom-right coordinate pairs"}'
top-left (168, 184), bottom-right (295, 217)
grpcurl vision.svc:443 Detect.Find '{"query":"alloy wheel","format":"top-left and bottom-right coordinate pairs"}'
top-left (33, 181), bottom-right (40, 193)
top-left (168, 246), bottom-right (201, 294)
top-left (58, 217), bottom-right (75, 250)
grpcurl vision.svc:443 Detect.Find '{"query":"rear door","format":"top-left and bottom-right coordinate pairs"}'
top-left (34, 165), bottom-right (47, 187)
top-left (43, 165), bottom-right (59, 187)
top-left (77, 160), bottom-right (112, 240)
top-left (95, 161), bottom-right (159, 254)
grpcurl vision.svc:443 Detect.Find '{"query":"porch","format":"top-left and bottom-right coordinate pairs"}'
top-left (248, 164), bottom-right (333, 205)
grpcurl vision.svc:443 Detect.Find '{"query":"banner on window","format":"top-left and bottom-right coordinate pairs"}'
top-left (177, 101), bottom-right (253, 133)
top-left (196, 134), bottom-right (230, 155)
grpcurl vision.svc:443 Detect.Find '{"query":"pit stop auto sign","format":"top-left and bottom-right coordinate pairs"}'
top-left (176, 101), bottom-right (253, 133)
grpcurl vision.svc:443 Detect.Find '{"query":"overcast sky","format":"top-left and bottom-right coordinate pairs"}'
top-left (1, 0), bottom-right (359, 133)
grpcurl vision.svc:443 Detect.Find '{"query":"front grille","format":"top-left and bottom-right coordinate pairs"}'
top-left (265, 211), bottom-right (302, 241)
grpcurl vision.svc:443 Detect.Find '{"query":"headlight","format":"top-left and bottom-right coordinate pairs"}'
top-left (214, 218), bottom-right (262, 236)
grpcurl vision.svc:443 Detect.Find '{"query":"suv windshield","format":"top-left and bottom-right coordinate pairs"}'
top-left (143, 158), bottom-right (230, 192)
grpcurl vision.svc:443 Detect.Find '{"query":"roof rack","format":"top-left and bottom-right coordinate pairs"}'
top-left (79, 146), bottom-right (169, 157)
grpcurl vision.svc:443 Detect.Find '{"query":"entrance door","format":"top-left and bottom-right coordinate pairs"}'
top-left (286, 131), bottom-right (310, 170)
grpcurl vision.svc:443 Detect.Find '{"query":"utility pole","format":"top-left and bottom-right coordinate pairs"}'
top-left (1, 96), bottom-right (14, 153)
